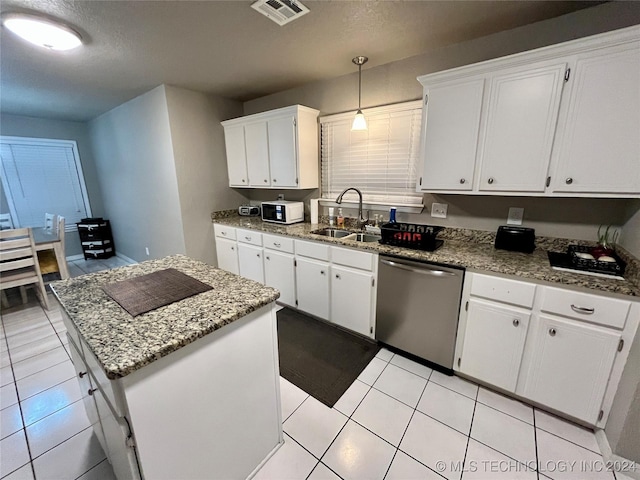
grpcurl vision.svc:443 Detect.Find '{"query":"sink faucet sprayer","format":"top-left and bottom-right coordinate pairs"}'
top-left (335, 187), bottom-right (366, 229)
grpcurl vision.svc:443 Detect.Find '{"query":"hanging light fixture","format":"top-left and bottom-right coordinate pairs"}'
top-left (2, 13), bottom-right (82, 51)
top-left (351, 55), bottom-right (368, 131)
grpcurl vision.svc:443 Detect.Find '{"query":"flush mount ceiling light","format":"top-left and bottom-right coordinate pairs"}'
top-left (351, 56), bottom-right (369, 131)
top-left (2, 13), bottom-right (82, 51)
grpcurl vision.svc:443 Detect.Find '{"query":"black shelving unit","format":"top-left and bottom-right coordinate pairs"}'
top-left (76, 218), bottom-right (115, 260)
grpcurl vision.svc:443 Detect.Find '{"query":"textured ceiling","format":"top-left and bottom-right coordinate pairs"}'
top-left (0, 0), bottom-right (601, 122)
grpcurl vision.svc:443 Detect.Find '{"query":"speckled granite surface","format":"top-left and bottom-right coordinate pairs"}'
top-left (212, 214), bottom-right (640, 298)
top-left (50, 254), bottom-right (279, 379)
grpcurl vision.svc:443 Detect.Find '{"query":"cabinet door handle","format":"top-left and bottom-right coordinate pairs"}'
top-left (565, 177), bottom-right (573, 185)
top-left (273, 179), bottom-right (277, 183)
top-left (230, 247), bottom-right (234, 251)
top-left (460, 178), bottom-right (466, 184)
top-left (79, 371), bottom-right (87, 378)
top-left (549, 328), bottom-right (557, 337)
top-left (256, 253), bottom-right (260, 258)
top-left (487, 177), bottom-right (494, 184)
top-left (512, 319), bottom-right (519, 327)
top-left (221, 231), bottom-right (227, 236)
top-left (320, 270), bottom-right (325, 275)
top-left (571, 304), bottom-right (594, 315)
top-left (264, 179), bottom-right (268, 183)
top-left (273, 242), bottom-right (281, 248)
top-left (245, 236), bottom-right (251, 241)
top-left (335, 274), bottom-right (341, 279)
top-left (242, 179), bottom-right (246, 183)
top-left (88, 388), bottom-right (97, 396)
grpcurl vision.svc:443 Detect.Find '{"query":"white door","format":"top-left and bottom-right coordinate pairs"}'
top-left (419, 78), bottom-right (485, 191)
top-left (268, 115), bottom-right (298, 188)
top-left (216, 238), bottom-right (239, 275)
top-left (520, 314), bottom-right (620, 424)
top-left (459, 299), bottom-right (530, 392)
top-left (244, 121), bottom-right (271, 187)
top-left (295, 257), bottom-right (329, 320)
top-left (551, 44), bottom-right (640, 194)
top-left (237, 243), bottom-right (264, 284)
top-left (478, 62), bottom-right (566, 192)
top-left (264, 250), bottom-right (296, 306)
top-left (330, 265), bottom-right (374, 337)
top-left (222, 125), bottom-right (248, 186)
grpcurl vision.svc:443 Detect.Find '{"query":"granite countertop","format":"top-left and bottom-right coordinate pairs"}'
top-left (51, 254), bottom-right (280, 379)
top-left (212, 214), bottom-right (640, 298)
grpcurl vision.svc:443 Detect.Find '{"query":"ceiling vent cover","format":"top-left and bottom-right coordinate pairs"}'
top-left (251, 0), bottom-right (309, 26)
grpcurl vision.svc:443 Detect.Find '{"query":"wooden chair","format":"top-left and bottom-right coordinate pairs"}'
top-left (0, 228), bottom-right (49, 310)
top-left (0, 213), bottom-right (14, 230)
top-left (44, 213), bottom-right (56, 232)
top-left (37, 216), bottom-right (70, 281)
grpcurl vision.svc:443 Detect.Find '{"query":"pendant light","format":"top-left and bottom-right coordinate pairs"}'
top-left (351, 56), bottom-right (368, 131)
top-left (2, 13), bottom-right (82, 51)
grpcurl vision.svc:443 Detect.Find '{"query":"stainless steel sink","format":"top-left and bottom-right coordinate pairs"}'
top-left (310, 228), bottom-right (353, 238)
top-left (341, 233), bottom-right (382, 243)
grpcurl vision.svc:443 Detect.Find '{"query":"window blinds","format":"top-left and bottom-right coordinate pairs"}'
top-left (321, 101), bottom-right (423, 207)
top-left (0, 139), bottom-right (90, 230)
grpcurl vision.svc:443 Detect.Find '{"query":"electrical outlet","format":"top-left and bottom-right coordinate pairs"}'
top-left (507, 207), bottom-right (524, 226)
top-left (431, 203), bottom-right (448, 219)
top-left (145, 247), bottom-right (150, 256)
top-left (277, 194), bottom-right (285, 201)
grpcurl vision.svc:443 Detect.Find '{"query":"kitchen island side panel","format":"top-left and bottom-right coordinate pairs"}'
top-left (120, 304), bottom-right (283, 480)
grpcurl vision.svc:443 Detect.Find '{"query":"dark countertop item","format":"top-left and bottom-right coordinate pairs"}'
top-left (51, 254), bottom-right (280, 379)
top-left (212, 215), bottom-right (639, 298)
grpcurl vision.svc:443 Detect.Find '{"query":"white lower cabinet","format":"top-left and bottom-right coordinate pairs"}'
top-left (456, 272), bottom-right (638, 426)
top-left (237, 243), bottom-right (264, 283)
top-left (330, 265), bottom-right (375, 337)
top-left (520, 314), bottom-right (620, 425)
top-left (264, 250), bottom-right (296, 306)
top-left (295, 256), bottom-right (330, 320)
top-left (459, 299), bottom-right (530, 392)
top-left (215, 237), bottom-right (239, 275)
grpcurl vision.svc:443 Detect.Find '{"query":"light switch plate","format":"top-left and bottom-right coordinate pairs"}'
top-left (507, 207), bottom-right (524, 225)
top-left (431, 203), bottom-right (448, 219)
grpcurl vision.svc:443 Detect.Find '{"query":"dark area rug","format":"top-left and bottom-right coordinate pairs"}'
top-left (277, 307), bottom-right (380, 407)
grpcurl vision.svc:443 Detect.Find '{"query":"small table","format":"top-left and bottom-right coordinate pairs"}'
top-left (33, 227), bottom-right (70, 280)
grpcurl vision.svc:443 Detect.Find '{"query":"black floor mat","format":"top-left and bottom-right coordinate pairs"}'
top-left (277, 307), bottom-right (380, 407)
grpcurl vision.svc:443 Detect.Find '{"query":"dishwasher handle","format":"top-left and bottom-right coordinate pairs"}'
top-left (380, 258), bottom-right (458, 277)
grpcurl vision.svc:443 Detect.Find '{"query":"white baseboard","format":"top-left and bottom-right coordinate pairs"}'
top-left (66, 254), bottom-right (85, 261)
top-left (116, 252), bottom-right (137, 264)
top-left (595, 429), bottom-right (640, 480)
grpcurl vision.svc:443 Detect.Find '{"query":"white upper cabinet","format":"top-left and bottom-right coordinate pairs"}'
top-left (418, 79), bottom-right (484, 191)
top-left (477, 62), bottom-right (566, 193)
top-left (417, 25), bottom-right (640, 198)
top-left (549, 43), bottom-right (640, 194)
top-left (221, 105), bottom-right (320, 189)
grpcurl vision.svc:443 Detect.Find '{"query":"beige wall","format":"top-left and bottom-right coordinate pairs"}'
top-left (89, 85), bottom-right (186, 261)
top-left (243, 2), bottom-right (640, 245)
top-left (164, 85), bottom-right (246, 265)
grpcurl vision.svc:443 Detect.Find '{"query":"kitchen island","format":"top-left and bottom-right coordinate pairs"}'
top-left (51, 254), bottom-right (282, 480)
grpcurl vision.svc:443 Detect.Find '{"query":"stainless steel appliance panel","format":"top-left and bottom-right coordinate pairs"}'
top-left (376, 255), bottom-right (464, 370)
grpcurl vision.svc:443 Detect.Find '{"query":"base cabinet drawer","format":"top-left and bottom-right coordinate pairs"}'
top-left (519, 314), bottom-right (620, 424)
top-left (459, 299), bottom-right (530, 392)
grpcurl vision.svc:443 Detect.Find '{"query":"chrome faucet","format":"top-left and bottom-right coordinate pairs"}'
top-left (335, 187), bottom-right (367, 229)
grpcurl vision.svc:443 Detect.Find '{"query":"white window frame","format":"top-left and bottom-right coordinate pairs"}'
top-left (0, 136), bottom-right (92, 231)
top-left (320, 100), bottom-right (424, 212)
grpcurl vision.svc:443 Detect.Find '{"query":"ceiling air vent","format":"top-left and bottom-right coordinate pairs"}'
top-left (251, 0), bottom-right (309, 26)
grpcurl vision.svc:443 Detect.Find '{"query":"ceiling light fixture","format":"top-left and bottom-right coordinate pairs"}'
top-left (2, 13), bottom-right (82, 51)
top-left (351, 56), bottom-right (369, 131)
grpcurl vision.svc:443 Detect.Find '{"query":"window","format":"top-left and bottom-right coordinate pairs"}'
top-left (320, 100), bottom-right (423, 207)
top-left (0, 136), bottom-right (92, 230)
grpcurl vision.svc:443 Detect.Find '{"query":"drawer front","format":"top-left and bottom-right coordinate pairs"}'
top-left (82, 239), bottom-right (112, 248)
top-left (213, 224), bottom-right (237, 240)
top-left (541, 287), bottom-right (630, 329)
top-left (237, 229), bottom-right (262, 246)
top-left (61, 310), bottom-right (81, 348)
top-left (263, 234), bottom-right (294, 254)
top-left (295, 239), bottom-right (330, 261)
top-left (81, 338), bottom-right (125, 417)
top-left (84, 247), bottom-right (114, 258)
top-left (471, 273), bottom-right (536, 308)
top-left (78, 228), bottom-right (110, 241)
top-left (331, 246), bottom-right (374, 271)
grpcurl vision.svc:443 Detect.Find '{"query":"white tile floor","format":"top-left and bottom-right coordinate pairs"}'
top-left (0, 256), bottom-right (623, 480)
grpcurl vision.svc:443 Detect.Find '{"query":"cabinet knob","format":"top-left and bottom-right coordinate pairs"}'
top-left (266, 256), bottom-right (270, 260)
top-left (221, 231), bottom-right (227, 236)
top-left (245, 236), bottom-right (251, 241)
top-left (487, 177), bottom-right (494, 184)
top-left (256, 253), bottom-right (260, 258)
top-left (335, 274), bottom-right (341, 279)
top-left (264, 179), bottom-right (268, 183)
top-left (242, 179), bottom-right (246, 183)
top-left (273, 179), bottom-right (277, 183)
top-left (460, 178), bottom-right (466, 184)
top-left (549, 328), bottom-right (557, 337)
top-left (230, 247), bottom-right (234, 251)
top-left (273, 242), bottom-right (281, 248)
top-left (512, 319), bottom-right (519, 327)
top-left (320, 270), bottom-right (325, 275)
top-left (565, 177), bottom-right (573, 185)
top-left (88, 388), bottom-right (97, 396)
top-left (79, 371), bottom-right (87, 378)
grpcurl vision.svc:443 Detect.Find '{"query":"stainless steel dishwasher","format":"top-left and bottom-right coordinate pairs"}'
top-left (376, 255), bottom-right (464, 372)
